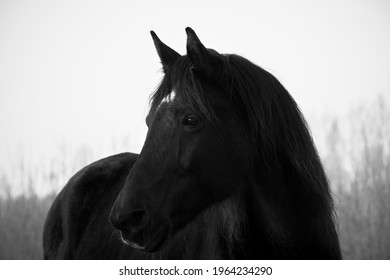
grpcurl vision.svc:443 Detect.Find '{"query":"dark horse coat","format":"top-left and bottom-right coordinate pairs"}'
top-left (43, 28), bottom-right (342, 259)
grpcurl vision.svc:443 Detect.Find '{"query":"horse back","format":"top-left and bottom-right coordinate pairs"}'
top-left (43, 152), bottom-right (139, 259)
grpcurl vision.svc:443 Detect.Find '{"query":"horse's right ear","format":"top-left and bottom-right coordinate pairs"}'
top-left (150, 31), bottom-right (181, 73)
top-left (185, 27), bottom-right (212, 74)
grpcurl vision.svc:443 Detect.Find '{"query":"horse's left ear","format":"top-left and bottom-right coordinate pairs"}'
top-left (150, 31), bottom-right (181, 73)
top-left (185, 27), bottom-right (212, 74)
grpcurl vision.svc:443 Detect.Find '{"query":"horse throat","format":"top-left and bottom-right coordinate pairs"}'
top-left (160, 192), bottom-right (247, 259)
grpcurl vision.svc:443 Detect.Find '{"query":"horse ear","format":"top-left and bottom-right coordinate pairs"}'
top-left (150, 31), bottom-right (181, 73)
top-left (185, 27), bottom-right (211, 73)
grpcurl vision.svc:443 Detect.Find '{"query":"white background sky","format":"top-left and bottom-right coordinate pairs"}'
top-left (0, 0), bottom-right (389, 194)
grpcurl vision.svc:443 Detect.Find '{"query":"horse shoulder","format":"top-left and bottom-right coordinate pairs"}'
top-left (43, 152), bottom-right (138, 259)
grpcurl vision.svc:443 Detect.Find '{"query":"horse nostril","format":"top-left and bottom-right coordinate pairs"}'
top-left (116, 209), bottom-right (149, 232)
top-left (128, 210), bottom-right (148, 228)
top-left (109, 213), bottom-right (121, 229)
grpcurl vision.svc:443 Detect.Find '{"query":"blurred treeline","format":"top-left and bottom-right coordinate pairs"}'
top-left (323, 95), bottom-right (390, 259)
top-left (0, 96), bottom-right (389, 259)
top-left (0, 192), bottom-right (55, 259)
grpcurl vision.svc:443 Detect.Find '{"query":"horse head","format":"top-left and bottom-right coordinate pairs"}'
top-left (109, 28), bottom-right (253, 254)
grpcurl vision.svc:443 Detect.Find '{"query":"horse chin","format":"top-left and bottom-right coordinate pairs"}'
top-left (120, 224), bottom-right (170, 253)
top-left (120, 235), bottom-right (146, 251)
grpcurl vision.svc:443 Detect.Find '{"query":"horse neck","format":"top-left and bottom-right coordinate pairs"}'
top-left (245, 168), bottom-right (297, 259)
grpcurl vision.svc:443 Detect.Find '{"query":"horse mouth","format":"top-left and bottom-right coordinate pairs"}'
top-left (120, 224), bottom-right (169, 253)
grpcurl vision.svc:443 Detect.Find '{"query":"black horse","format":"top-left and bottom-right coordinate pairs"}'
top-left (43, 28), bottom-right (341, 259)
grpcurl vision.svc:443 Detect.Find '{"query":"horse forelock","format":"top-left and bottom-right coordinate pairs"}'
top-left (149, 56), bottom-right (214, 119)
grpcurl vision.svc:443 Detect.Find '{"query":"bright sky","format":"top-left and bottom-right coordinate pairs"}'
top-left (0, 0), bottom-right (389, 194)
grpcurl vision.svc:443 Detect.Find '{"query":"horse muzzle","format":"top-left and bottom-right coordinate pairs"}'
top-left (109, 208), bottom-right (169, 252)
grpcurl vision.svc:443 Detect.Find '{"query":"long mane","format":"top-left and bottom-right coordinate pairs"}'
top-left (223, 55), bottom-right (339, 257)
top-left (225, 55), bottom-right (331, 196)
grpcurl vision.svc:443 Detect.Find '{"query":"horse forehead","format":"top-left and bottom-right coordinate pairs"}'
top-left (152, 91), bottom-right (177, 121)
top-left (157, 90), bottom-right (177, 109)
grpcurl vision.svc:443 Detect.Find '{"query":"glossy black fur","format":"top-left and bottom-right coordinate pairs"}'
top-left (43, 153), bottom-right (138, 259)
top-left (43, 28), bottom-right (341, 259)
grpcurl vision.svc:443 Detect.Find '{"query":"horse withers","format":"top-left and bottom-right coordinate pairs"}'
top-left (43, 28), bottom-right (341, 259)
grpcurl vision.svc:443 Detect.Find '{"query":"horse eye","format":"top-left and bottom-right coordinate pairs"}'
top-left (183, 115), bottom-right (199, 126)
